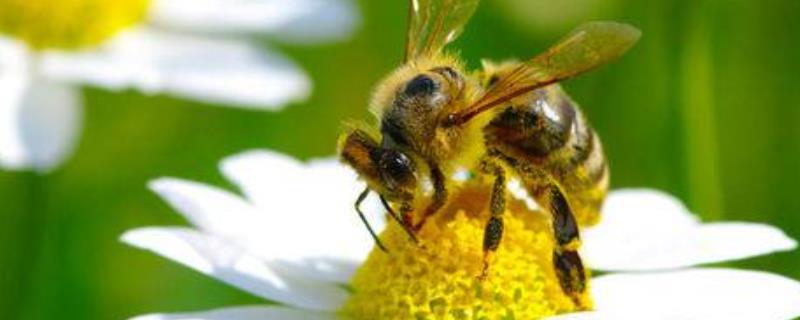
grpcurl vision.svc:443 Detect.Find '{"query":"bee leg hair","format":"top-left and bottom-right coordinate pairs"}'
top-left (542, 184), bottom-right (587, 308)
top-left (479, 159), bottom-right (507, 279)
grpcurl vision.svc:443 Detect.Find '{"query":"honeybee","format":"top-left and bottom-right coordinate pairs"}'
top-left (339, 0), bottom-right (639, 304)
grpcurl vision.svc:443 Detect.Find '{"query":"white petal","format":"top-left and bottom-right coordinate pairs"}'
top-left (149, 0), bottom-right (359, 43)
top-left (0, 38), bottom-right (31, 170)
top-left (148, 177), bottom-right (356, 282)
top-left (0, 38), bottom-right (82, 172)
top-left (121, 227), bottom-right (348, 311)
top-left (583, 189), bottom-right (797, 271)
top-left (548, 311), bottom-right (695, 320)
top-left (130, 306), bottom-right (336, 320)
top-left (219, 150), bottom-right (306, 211)
top-left (507, 178), bottom-right (540, 211)
top-left (149, 177), bottom-right (262, 238)
top-left (220, 150), bottom-right (383, 281)
top-left (40, 28), bottom-right (309, 109)
top-left (591, 268), bottom-right (800, 320)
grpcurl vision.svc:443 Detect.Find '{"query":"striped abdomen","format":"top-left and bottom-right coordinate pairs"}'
top-left (483, 85), bottom-right (608, 225)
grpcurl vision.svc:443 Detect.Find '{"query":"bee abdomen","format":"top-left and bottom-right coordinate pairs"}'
top-left (483, 87), bottom-right (576, 159)
top-left (483, 85), bottom-right (608, 224)
top-left (569, 108), bottom-right (607, 185)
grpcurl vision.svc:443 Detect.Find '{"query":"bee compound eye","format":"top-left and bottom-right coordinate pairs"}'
top-left (404, 74), bottom-right (437, 96)
top-left (380, 150), bottom-right (415, 188)
top-left (487, 75), bottom-right (500, 87)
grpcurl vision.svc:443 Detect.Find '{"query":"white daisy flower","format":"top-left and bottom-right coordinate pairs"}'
top-left (0, 0), bottom-right (358, 172)
top-left (122, 150), bottom-right (800, 320)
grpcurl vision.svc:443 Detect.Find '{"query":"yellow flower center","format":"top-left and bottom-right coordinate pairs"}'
top-left (341, 181), bottom-right (592, 319)
top-left (0, 0), bottom-right (150, 50)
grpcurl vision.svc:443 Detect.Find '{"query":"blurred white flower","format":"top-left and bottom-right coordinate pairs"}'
top-left (122, 150), bottom-right (800, 320)
top-left (0, 0), bottom-right (358, 171)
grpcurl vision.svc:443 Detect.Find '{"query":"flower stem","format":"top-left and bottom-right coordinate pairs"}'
top-left (2, 172), bottom-right (48, 319)
top-left (679, 2), bottom-right (724, 221)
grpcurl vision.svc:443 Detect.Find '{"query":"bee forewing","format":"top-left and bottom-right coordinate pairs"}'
top-left (446, 21), bottom-right (641, 126)
top-left (405, 0), bottom-right (480, 61)
top-left (528, 21), bottom-right (641, 82)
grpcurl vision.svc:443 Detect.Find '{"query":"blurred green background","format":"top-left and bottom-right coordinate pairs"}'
top-left (1, 0), bottom-right (799, 318)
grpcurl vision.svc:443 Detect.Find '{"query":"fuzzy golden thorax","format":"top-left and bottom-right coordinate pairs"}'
top-left (369, 55), bottom-right (485, 171)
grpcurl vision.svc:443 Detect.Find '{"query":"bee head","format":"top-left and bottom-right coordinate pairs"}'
top-left (378, 148), bottom-right (418, 196)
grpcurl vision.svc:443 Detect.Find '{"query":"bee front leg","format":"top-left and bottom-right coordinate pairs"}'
top-left (539, 183), bottom-right (587, 308)
top-left (413, 164), bottom-right (447, 231)
top-left (355, 187), bottom-right (388, 252)
top-left (379, 196), bottom-right (419, 243)
top-left (340, 129), bottom-right (421, 249)
top-left (340, 130), bottom-right (396, 251)
top-left (479, 159), bottom-right (507, 279)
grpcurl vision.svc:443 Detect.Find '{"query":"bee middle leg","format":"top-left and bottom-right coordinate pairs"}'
top-left (479, 159), bottom-right (507, 279)
top-left (412, 164), bottom-right (448, 231)
top-left (538, 183), bottom-right (587, 307)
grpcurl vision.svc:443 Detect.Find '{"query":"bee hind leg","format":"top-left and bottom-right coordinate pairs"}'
top-left (479, 159), bottom-right (507, 279)
top-left (541, 184), bottom-right (588, 308)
